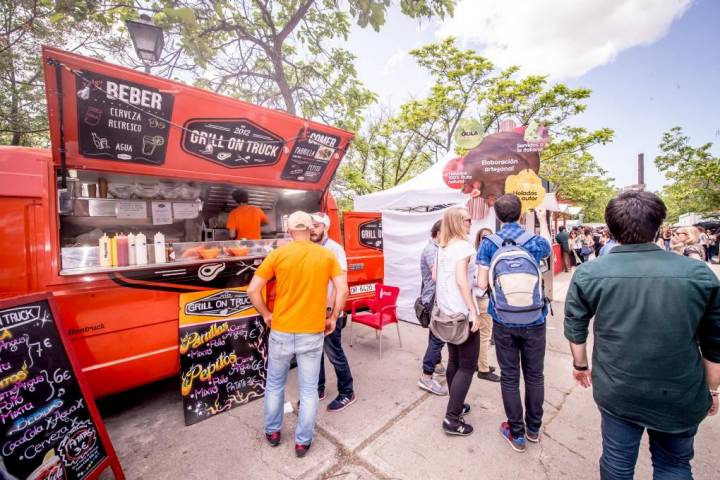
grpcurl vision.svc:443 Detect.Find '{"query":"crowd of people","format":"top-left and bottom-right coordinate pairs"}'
top-left (555, 222), bottom-right (719, 271)
top-left (244, 191), bottom-right (719, 480)
top-left (414, 191), bottom-right (719, 478)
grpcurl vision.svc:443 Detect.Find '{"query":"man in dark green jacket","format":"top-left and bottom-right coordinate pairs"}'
top-left (564, 191), bottom-right (719, 480)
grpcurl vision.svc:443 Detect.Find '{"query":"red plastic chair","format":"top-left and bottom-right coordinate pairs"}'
top-left (349, 283), bottom-right (401, 357)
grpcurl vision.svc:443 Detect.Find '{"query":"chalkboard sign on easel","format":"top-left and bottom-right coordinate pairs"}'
top-left (179, 288), bottom-right (268, 426)
top-left (0, 293), bottom-right (124, 480)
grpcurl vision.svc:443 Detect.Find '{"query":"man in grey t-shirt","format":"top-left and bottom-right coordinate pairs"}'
top-left (417, 220), bottom-right (448, 396)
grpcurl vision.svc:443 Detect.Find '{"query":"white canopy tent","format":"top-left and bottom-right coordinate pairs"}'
top-left (354, 155), bottom-right (560, 324)
top-left (355, 155), bottom-right (496, 323)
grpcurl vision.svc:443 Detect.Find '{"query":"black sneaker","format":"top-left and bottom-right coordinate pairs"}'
top-left (443, 418), bottom-right (474, 436)
top-left (462, 403), bottom-right (471, 415)
top-left (477, 370), bottom-right (501, 382)
top-left (327, 393), bottom-right (356, 412)
top-left (265, 431), bottom-right (281, 447)
top-left (526, 429), bottom-right (541, 443)
top-left (295, 442), bottom-right (311, 457)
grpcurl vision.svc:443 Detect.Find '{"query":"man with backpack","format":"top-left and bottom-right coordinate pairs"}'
top-left (476, 194), bottom-right (552, 453)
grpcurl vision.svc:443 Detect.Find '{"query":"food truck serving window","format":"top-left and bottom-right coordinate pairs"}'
top-left (56, 168), bottom-right (323, 275)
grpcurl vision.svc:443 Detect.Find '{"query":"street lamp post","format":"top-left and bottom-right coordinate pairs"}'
top-left (125, 14), bottom-right (164, 73)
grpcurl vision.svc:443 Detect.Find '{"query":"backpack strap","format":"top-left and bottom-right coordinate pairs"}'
top-left (514, 231), bottom-right (535, 247)
top-left (486, 234), bottom-right (504, 249)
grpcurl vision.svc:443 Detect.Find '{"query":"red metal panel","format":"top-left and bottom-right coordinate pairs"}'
top-left (41, 47), bottom-right (354, 192)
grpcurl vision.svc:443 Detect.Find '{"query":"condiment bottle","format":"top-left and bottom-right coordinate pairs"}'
top-left (154, 232), bottom-right (166, 263)
top-left (127, 233), bottom-right (136, 265)
top-left (116, 233), bottom-right (129, 267)
top-left (110, 235), bottom-right (118, 267)
top-left (99, 233), bottom-right (111, 267)
top-left (135, 233), bottom-right (148, 265)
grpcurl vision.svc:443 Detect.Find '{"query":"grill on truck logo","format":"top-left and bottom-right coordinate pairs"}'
top-left (358, 219), bottom-right (383, 251)
top-left (181, 118), bottom-right (284, 168)
top-left (184, 290), bottom-right (253, 317)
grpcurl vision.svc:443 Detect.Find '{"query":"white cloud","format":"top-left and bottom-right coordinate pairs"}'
top-left (436, 0), bottom-right (693, 79)
top-left (380, 49), bottom-right (409, 76)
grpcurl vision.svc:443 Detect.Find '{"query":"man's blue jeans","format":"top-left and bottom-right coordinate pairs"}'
top-left (600, 410), bottom-right (697, 480)
top-left (421, 329), bottom-right (445, 375)
top-left (264, 330), bottom-right (324, 445)
top-left (318, 318), bottom-right (354, 396)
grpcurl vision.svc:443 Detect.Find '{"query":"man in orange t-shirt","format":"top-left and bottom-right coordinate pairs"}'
top-left (226, 189), bottom-right (268, 239)
top-left (247, 211), bottom-right (348, 457)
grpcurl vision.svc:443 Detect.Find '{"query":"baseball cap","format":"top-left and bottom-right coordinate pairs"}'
top-left (310, 212), bottom-right (331, 228)
top-left (287, 211), bottom-right (312, 230)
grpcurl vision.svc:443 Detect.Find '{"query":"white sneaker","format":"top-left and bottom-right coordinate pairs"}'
top-left (418, 377), bottom-right (448, 396)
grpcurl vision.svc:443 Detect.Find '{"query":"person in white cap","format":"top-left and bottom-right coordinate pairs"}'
top-left (248, 211), bottom-right (348, 458)
top-left (309, 212), bottom-right (355, 412)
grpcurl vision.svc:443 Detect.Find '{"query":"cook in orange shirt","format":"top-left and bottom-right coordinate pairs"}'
top-left (247, 211), bottom-right (348, 457)
top-left (226, 189), bottom-right (268, 239)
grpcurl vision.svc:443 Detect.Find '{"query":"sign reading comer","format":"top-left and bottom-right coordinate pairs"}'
top-left (75, 71), bottom-right (174, 165)
top-left (181, 118), bottom-right (284, 168)
top-left (281, 128), bottom-right (340, 183)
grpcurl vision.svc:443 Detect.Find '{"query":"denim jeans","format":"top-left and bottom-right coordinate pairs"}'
top-left (264, 330), bottom-right (324, 445)
top-left (493, 322), bottom-right (546, 438)
top-left (600, 410), bottom-right (697, 480)
top-left (421, 329), bottom-right (445, 375)
top-left (318, 317), bottom-right (354, 396)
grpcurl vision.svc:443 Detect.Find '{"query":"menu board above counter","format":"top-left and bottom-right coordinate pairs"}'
top-left (281, 129), bottom-right (341, 183)
top-left (75, 71), bottom-right (175, 165)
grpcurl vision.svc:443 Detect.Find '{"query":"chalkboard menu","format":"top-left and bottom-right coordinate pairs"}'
top-left (281, 128), bottom-right (341, 183)
top-left (0, 294), bottom-right (122, 480)
top-left (358, 219), bottom-right (383, 251)
top-left (179, 288), bottom-right (268, 426)
top-left (181, 118), bottom-right (284, 168)
top-left (75, 71), bottom-right (174, 165)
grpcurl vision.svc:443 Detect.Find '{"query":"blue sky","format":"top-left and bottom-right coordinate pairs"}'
top-left (344, 0), bottom-right (719, 192)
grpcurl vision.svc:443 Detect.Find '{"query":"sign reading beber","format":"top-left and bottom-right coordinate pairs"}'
top-left (75, 71), bottom-right (174, 165)
top-left (179, 288), bottom-right (268, 426)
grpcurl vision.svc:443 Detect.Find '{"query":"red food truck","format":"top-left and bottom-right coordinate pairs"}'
top-left (0, 47), bottom-right (383, 398)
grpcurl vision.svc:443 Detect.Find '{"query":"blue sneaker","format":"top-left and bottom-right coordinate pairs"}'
top-left (499, 422), bottom-right (527, 452)
top-left (327, 393), bottom-right (356, 412)
top-left (526, 429), bottom-right (540, 443)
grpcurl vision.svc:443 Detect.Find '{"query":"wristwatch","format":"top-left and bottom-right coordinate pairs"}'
top-left (573, 363), bottom-right (589, 371)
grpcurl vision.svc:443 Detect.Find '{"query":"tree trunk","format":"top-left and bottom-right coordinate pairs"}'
top-left (10, 68), bottom-right (21, 145)
top-left (271, 49), bottom-right (296, 115)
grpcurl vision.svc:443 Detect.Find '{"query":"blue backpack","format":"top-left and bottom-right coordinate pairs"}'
top-left (487, 232), bottom-right (545, 325)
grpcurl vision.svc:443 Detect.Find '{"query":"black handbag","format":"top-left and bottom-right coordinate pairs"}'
top-left (414, 295), bottom-right (432, 328)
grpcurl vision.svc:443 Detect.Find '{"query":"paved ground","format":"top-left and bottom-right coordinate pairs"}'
top-left (97, 265), bottom-right (720, 480)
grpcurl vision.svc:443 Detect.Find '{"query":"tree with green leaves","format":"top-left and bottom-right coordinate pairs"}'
top-left (156, 0), bottom-right (454, 130)
top-left (1, 1), bottom-right (455, 146)
top-left (655, 126), bottom-right (720, 221)
top-left (0, 1), bottom-right (140, 145)
top-left (336, 37), bottom-right (616, 215)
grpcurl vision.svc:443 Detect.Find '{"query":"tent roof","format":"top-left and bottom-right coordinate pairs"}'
top-left (354, 154), bottom-right (467, 211)
top-left (354, 153), bottom-right (561, 213)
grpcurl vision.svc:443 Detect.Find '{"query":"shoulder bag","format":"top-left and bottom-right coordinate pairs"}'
top-left (429, 247), bottom-right (470, 344)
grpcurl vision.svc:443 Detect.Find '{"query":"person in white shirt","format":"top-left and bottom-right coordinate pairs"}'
top-left (309, 212), bottom-right (356, 412)
top-left (433, 206), bottom-right (480, 436)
